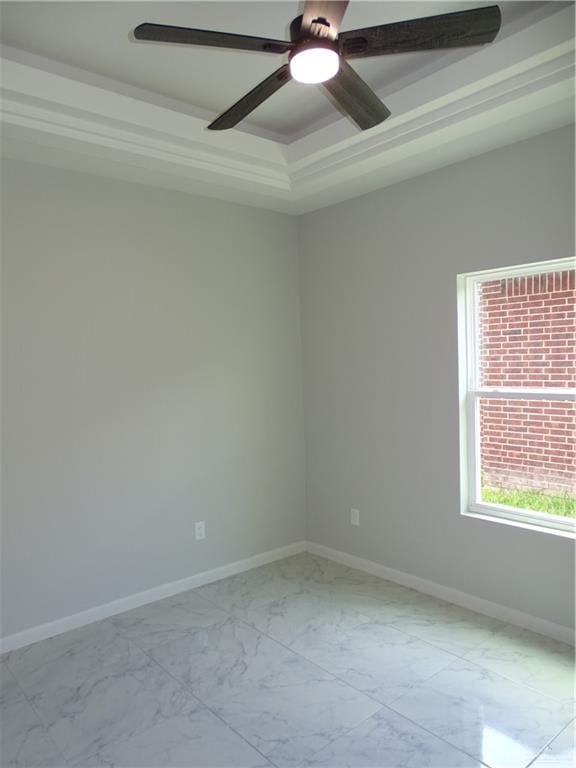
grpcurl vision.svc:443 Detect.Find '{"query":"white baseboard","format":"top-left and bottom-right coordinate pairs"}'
top-left (0, 541), bottom-right (307, 653)
top-left (307, 542), bottom-right (575, 646)
top-left (2, 538), bottom-right (572, 653)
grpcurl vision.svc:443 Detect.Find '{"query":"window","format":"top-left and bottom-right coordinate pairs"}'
top-left (458, 259), bottom-right (575, 537)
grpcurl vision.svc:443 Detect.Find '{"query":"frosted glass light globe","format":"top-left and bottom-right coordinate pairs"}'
top-left (289, 47), bottom-right (339, 84)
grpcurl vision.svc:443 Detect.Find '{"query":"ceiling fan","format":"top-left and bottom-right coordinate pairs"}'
top-left (133, 1), bottom-right (502, 132)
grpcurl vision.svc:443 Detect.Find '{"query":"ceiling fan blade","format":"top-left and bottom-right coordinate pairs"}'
top-left (339, 5), bottom-right (502, 58)
top-left (301, 1), bottom-right (350, 40)
top-left (134, 23), bottom-right (292, 54)
top-left (323, 59), bottom-right (390, 130)
top-left (208, 64), bottom-right (291, 130)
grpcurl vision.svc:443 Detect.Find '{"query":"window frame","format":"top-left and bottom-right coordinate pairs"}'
top-left (458, 258), bottom-right (576, 538)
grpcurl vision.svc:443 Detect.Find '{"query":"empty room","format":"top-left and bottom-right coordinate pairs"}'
top-left (0, 2), bottom-right (574, 767)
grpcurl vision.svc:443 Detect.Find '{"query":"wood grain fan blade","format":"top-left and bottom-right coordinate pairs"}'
top-left (323, 59), bottom-right (390, 130)
top-left (301, 1), bottom-right (350, 40)
top-left (208, 64), bottom-right (292, 130)
top-left (339, 5), bottom-right (502, 58)
top-left (134, 23), bottom-right (292, 54)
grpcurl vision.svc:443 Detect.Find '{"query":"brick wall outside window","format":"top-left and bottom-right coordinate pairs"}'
top-left (478, 269), bottom-right (575, 496)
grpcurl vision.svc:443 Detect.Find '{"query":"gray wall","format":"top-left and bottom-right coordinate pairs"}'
top-left (2, 126), bottom-right (574, 638)
top-left (300, 126), bottom-right (575, 630)
top-left (1, 160), bottom-right (305, 636)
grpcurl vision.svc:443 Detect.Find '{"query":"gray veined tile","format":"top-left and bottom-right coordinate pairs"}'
top-left (213, 673), bottom-right (381, 767)
top-left (28, 646), bottom-right (198, 765)
top-left (464, 624), bottom-right (575, 702)
top-left (149, 618), bottom-right (381, 767)
top-left (298, 619), bottom-right (458, 705)
top-left (307, 564), bottom-right (420, 601)
top-left (0, 694), bottom-right (65, 767)
top-left (240, 590), bottom-right (458, 706)
top-left (214, 680), bottom-right (379, 766)
top-left (261, 554), bottom-right (361, 586)
top-left (531, 721), bottom-right (575, 767)
top-left (0, 662), bottom-right (23, 708)
top-left (74, 700), bottom-right (270, 767)
top-left (109, 589), bottom-right (229, 650)
top-left (269, 554), bottom-right (421, 607)
top-left (5, 619), bottom-right (136, 701)
top-left (365, 596), bottom-right (503, 656)
top-left (149, 617), bottom-right (334, 701)
top-left (326, 582), bottom-right (443, 621)
top-left (195, 567), bottom-right (306, 615)
top-left (390, 659), bottom-right (574, 768)
top-left (303, 706), bottom-right (484, 767)
top-left (237, 591), bottom-right (370, 649)
top-left (302, 580), bottom-right (431, 623)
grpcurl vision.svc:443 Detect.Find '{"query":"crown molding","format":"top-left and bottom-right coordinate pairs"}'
top-left (1, 5), bottom-right (574, 214)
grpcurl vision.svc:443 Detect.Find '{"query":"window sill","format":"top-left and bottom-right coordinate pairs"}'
top-left (464, 503), bottom-right (576, 539)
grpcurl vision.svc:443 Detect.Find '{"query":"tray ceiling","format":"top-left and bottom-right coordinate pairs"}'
top-left (0, 1), bottom-right (560, 140)
top-left (0, 1), bottom-right (574, 213)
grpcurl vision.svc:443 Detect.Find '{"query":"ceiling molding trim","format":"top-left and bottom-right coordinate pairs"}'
top-left (289, 45), bottom-right (574, 189)
top-left (287, 3), bottom-right (576, 164)
top-left (1, 94), bottom-right (291, 192)
top-left (0, 44), bottom-right (289, 146)
top-left (0, 57), bottom-right (287, 163)
top-left (1, 6), bottom-right (573, 214)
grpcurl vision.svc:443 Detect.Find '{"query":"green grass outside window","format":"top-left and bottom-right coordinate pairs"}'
top-left (482, 487), bottom-right (576, 518)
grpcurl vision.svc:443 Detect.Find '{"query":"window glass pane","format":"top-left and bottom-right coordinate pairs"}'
top-left (480, 397), bottom-right (575, 518)
top-left (477, 269), bottom-right (575, 388)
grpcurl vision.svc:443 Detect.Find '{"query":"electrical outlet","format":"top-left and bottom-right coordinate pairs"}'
top-left (350, 508), bottom-right (360, 527)
top-left (195, 521), bottom-right (206, 541)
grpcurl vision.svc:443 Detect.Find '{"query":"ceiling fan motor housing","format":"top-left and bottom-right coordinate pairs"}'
top-left (288, 36), bottom-right (339, 62)
top-left (290, 14), bottom-right (335, 44)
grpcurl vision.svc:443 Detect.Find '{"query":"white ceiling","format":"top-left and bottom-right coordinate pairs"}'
top-left (0, 1), bottom-right (560, 139)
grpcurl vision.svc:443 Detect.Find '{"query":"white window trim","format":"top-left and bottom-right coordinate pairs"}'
top-left (458, 257), bottom-right (576, 539)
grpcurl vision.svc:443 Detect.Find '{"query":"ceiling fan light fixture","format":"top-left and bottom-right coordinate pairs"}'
top-left (135, 3), bottom-right (503, 130)
top-left (289, 43), bottom-right (339, 84)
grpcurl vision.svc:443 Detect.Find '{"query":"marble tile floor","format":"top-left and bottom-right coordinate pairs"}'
top-left (1, 553), bottom-right (574, 768)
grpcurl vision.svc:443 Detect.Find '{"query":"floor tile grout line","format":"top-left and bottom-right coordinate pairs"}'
top-left (382, 692), bottom-right (564, 768)
top-left (192, 578), bottom-right (497, 768)
top-left (301, 555), bottom-right (575, 653)
top-left (349, 609), bottom-right (575, 707)
top-left (232, 610), bottom-right (490, 768)
top-left (191, 562), bottom-right (575, 766)
top-left (318, 594), bottom-right (576, 703)
top-left (389, 625), bottom-right (575, 705)
top-left (440, 652), bottom-right (575, 705)
top-left (225, 555), bottom-right (575, 674)
top-left (100, 551), bottom-right (570, 698)
top-left (134, 580), bottom-right (394, 767)
top-left (307, 559), bottom-right (573, 654)
top-left (6, 555), bottom-right (572, 768)
top-left (2, 597), bottom-right (273, 765)
top-left (524, 717), bottom-right (575, 768)
top-left (278, 566), bottom-right (576, 704)
top-left (2, 658), bottom-right (70, 766)
top-left (60, 627), bottom-right (275, 768)
top-left (131, 630), bottom-right (277, 768)
top-left (118, 607), bottom-right (481, 768)
top-left (192, 568), bottom-right (575, 707)
top-left (342, 609), bottom-right (576, 707)
top-left (3, 625), bottom-right (169, 737)
top-left (5, 623), bottom-right (256, 767)
top-left (230, 620), bottom-right (495, 768)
